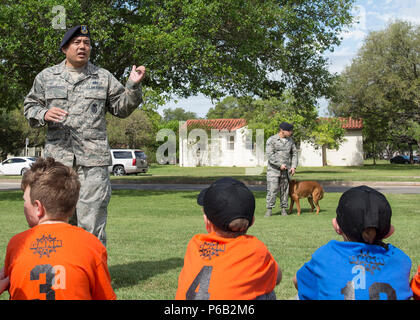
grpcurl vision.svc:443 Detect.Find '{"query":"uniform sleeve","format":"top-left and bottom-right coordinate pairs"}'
top-left (106, 72), bottom-right (143, 118)
top-left (23, 73), bottom-right (49, 128)
top-left (91, 248), bottom-right (116, 300)
top-left (266, 137), bottom-right (281, 167)
top-left (265, 137), bottom-right (273, 158)
top-left (296, 260), bottom-right (318, 300)
top-left (290, 139), bottom-right (298, 168)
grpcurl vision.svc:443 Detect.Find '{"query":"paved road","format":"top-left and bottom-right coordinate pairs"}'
top-left (112, 183), bottom-right (420, 194)
top-left (1, 181), bottom-right (419, 194)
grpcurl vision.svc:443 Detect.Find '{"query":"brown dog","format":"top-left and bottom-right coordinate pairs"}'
top-left (288, 180), bottom-right (324, 215)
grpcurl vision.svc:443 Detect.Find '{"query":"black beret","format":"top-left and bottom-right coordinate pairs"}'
top-left (59, 25), bottom-right (90, 52)
top-left (279, 121), bottom-right (293, 131)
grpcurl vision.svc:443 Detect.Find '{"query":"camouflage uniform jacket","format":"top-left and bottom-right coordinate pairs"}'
top-left (266, 134), bottom-right (298, 174)
top-left (24, 60), bottom-right (143, 167)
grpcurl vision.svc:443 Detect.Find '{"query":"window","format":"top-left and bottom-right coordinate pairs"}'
top-left (11, 158), bottom-right (26, 163)
top-left (113, 151), bottom-right (132, 159)
top-left (134, 151), bottom-right (146, 159)
top-left (227, 135), bottom-right (235, 150)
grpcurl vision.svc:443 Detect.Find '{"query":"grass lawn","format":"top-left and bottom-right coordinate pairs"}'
top-left (2, 161), bottom-right (420, 183)
top-left (0, 189), bottom-right (419, 300)
top-left (111, 161), bottom-right (420, 183)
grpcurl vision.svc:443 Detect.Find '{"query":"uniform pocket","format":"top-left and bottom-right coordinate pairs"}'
top-left (84, 90), bottom-right (106, 116)
top-left (82, 129), bottom-right (107, 140)
top-left (45, 88), bottom-right (68, 109)
top-left (46, 128), bottom-right (66, 142)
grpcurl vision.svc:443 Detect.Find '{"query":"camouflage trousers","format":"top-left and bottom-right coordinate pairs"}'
top-left (69, 165), bottom-right (111, 247)
top-left (266, 170), bottom-right (289, 209)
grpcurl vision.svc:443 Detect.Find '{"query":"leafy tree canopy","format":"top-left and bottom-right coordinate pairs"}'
top-left (329, 20), bottom-right (420, 158)
top-left (1, 0), bottom-right (355, 112)
top-left (207, 94), bottom-right (344, 147)
top-left (162, 107), bottom-right (197, 121)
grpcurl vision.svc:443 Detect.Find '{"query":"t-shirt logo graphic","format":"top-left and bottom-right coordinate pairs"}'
top-left (30, 234), bottom-right (63, 258)
top-left (349, 250), bottom-right (385, 275)
top-left (199, 241), bottom-right (225, 260)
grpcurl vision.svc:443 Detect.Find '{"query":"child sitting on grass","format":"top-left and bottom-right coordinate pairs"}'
top-left (2, 157), bottom-right (116, 300)
top-left (293, 185), bottom-right (413, 300)
top-left (175, 177), bottom-right (281, 300)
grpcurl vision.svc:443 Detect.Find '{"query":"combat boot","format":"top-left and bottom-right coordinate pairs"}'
top-left (264, 208), bottom-right (272, 217)
top-left (281, 208), bottom-right (288, 216)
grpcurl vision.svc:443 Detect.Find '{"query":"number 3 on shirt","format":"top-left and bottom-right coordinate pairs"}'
top-left (30, 264), bottom-right (66, 300)
top-left (30, 264), bottom-right (56, 300)
top-left (341, 281), bottom-right (396, 300)
top-left (186, 266), bottom-right (213, 300)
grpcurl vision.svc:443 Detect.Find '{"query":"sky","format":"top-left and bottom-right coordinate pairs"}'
top-left (159, 0), bottom-right (420, 118)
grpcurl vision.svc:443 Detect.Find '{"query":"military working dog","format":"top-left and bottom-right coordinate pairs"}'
top-left (288, 180), bottom-right (324, 215)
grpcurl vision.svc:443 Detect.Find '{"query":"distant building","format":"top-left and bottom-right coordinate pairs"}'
top-left (179, 119), bottom-right (264, 167)
top-left (178, 117), bottom-right (364, 167)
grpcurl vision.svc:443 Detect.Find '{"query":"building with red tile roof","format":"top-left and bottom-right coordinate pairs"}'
top-left (178, 117), bottom-right (364, 167)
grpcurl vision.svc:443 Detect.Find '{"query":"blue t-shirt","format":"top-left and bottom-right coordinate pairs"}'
top-left (296, 240), bottom-right (413, 300)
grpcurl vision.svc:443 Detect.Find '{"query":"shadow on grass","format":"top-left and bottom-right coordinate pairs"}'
top-left (301, 164), bottom-right (420, 173)
top-left (109, 257), bottom-right (183, 289)
top-left (111, 189), bottom-right (196, 198)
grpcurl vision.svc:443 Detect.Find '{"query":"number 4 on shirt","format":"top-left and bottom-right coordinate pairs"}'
top-left (186, 266), bottom-right (213, 300)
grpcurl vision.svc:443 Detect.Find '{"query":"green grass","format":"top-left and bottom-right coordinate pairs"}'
top-left (2, 161), bottom-right (420, 183)
top-left (1, 189), bottom-right (419, 300)
top-left (113, 161), bottom-right (420, 183)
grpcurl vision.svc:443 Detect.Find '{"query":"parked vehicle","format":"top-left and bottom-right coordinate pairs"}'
top-left (108, 149), bottom-right (148, 176)
top-left (390, 155), bottom-right (419, 164)
top-left (0, 157), bottom-right (37, 175)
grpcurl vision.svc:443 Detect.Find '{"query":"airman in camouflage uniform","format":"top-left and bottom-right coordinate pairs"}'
top-left (265, 122), bottom-right (298, 217)
top-left (23, 25), bottom-right (146, 246)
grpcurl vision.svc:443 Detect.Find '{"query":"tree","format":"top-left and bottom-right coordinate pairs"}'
top-left (0, 110), bottom-right (24, 159)
top-left (207, 94), bottom-right (344, 150)
top-left (106, 109), bottom-right (157, 159)
top-left (162, 107), bottom-right (197, 121)
top-left (1, 0), bottom-right (355, 113)
top-left (206, 96), bottom-right (254, 119)
top-left (329, 21), bottom-right (420, 161)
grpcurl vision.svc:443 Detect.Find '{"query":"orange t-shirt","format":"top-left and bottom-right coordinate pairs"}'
top-left (4, 223), bottom-right (116, 300)
top-left (175, 232), bottom-right (278, 300)
top-left (412, 265), bottom-right (420, 300)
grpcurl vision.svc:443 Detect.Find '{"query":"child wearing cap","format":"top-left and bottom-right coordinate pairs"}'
top-left (2, 157), bottom-right (116, 300)
top-left (175, 177), bottom-right (282, 300)
top-left (293, 185), bottom-right (413, 300)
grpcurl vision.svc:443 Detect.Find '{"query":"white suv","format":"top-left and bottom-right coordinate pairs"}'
top-left (108, 149), bottom-right (148, 176)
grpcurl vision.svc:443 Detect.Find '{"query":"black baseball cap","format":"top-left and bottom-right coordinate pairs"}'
top-left (336, 186), bottom-right (392, 244)
top-left (59, 25), bottom-right (90, 52)
top-left (197, 177), bottom-right (255, 232)
top-left (279, 121), bottom-right (293, 131)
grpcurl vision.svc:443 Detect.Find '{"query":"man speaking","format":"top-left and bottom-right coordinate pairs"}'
top-left (24, 25), bottom-right (146, 246)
